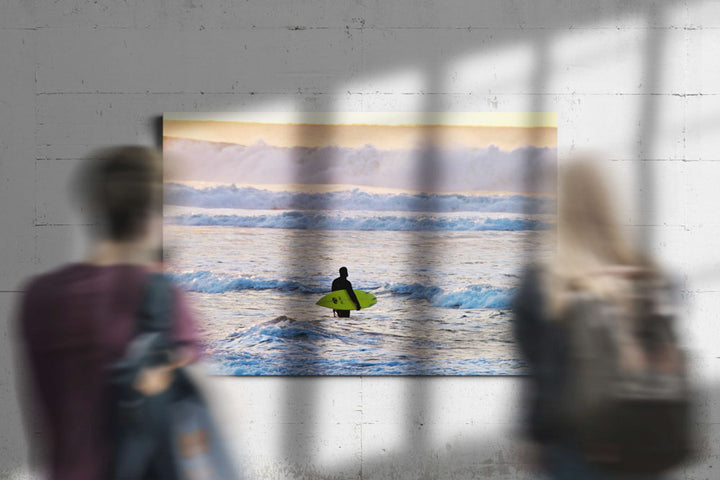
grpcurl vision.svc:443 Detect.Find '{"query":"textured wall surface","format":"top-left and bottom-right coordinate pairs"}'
top-left (1, 1), bottom-right (719, 478)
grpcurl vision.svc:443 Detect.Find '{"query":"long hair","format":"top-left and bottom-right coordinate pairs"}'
top-left (543, 157), bottom-right (652, 316)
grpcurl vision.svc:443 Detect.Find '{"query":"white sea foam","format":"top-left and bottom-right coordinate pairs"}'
top-left (170, 271), bottom-right (515, 309)
top-left (165, 211), bottom-right (551, 231)
top-left (165, 183), bottom-right (553, 213)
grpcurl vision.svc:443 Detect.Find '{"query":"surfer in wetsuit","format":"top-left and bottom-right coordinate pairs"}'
top-left (332, 266), bottom-right (361, 317)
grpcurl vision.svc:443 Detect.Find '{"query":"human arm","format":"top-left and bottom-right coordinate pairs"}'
top-left (345, 280), bottom-right (361, 310)
top-left (513, 267), bottom-right (544, 365)
top-left (512, 266), bottom-right (569, 444)
top-left (133, 285), bottom-right (200, 396)
top-left (14, 278), bottom-right (52, 471)
top-left (132, 345), bottom-right (194, 395)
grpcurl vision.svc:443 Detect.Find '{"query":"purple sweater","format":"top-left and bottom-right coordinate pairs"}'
top-left (17, 264), bottom-right (200, 480)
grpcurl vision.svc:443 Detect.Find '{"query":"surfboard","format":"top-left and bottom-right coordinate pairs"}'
top-left (316, 289), bottom-right (377, 310)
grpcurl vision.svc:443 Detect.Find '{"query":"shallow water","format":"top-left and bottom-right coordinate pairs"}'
top-left (164, 205), bottom-right (547, 375)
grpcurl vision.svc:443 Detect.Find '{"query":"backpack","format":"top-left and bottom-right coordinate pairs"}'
top-left (110, 273), bottom-right (239, 480)
top-left (560, 275), bottom-right (693, 475)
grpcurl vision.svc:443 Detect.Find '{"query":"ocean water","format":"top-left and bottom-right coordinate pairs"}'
top-left (164, 185), bottom-right (552, 375)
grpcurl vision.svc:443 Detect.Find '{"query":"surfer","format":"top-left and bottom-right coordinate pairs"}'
top-left (331, 266), bottom-right (361, 317)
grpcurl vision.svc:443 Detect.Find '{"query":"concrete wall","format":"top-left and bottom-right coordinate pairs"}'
top-left (1, 1), bottom-right (719, 478)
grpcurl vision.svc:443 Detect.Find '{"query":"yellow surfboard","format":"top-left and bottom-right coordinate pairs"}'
top-left (316, 289), bottom-right (377, 310)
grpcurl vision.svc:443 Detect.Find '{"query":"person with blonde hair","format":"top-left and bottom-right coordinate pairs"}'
top-left (513, 157), bottom-right (689, 479)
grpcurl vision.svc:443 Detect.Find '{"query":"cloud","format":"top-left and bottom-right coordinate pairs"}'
top-left (164, 138), bottom-right (557, 194)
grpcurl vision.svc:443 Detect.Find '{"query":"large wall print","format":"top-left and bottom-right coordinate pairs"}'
top-left (163, 112), bottom-right (556, 375)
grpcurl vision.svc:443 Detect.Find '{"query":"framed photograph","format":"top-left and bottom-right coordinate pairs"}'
top-left (163, 112), bottom-right (556, 375)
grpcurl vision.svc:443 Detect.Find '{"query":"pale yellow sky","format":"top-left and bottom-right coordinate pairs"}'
top-left (163, 113), bottom-right (557, 151)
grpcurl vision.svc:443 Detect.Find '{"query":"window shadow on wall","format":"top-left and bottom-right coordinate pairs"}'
top-left (267, 1), bottom-right (690, 478)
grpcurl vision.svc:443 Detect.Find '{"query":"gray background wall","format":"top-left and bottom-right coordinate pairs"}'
top-left (2, 1), bottom-right (719, 478)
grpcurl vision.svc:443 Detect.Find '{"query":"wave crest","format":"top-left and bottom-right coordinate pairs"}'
top-left (166, 212), bottom-right (550, 231)
top-left (165, 183), bottom-right (552, 214)
top-left (384, 283), bottom-right (515, 309)
top-left (169, 271), bottom-right (326, 294)
top-left (171, 271), bottom-right (515, 309)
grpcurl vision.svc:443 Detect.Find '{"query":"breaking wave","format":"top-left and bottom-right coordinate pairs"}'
top-left (169, 271), bottom-right (327, 294)
top-left (383, 283), bottom-right (515, 309)
top-left (171, 271), bottom-right (514, 309)
top-left (165, 183), bottom-right (552, 214)
top-left (166, 211), bottom-right (550, 231)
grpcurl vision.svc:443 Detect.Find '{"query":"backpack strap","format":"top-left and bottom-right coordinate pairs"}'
top-left (133, 272), bottom-right (175, 367)
top-left (109, 273), bottom-right (178, 480)
top-left (137, 272), bottom-right (174, 334)
top-left (112, 273), bottom-right (175, 380)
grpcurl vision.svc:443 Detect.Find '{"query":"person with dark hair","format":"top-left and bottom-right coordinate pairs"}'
top-left (331, 266), bottom-right (361, 317)
top-left (16, 146), bottom-right (200, 480)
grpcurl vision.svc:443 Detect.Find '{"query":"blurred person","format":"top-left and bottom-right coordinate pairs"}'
top-left (513, 158), bottom-right (691, 479)
top-left (16, 146), bottom-right (200, 480)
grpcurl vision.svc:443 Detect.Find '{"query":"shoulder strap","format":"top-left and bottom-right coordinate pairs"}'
top-left (136, 272), bottom-right (175, 335)
top-left (110, 273), bottom-right (176, 384)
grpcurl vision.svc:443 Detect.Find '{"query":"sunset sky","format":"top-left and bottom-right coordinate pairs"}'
top-left (163, 112), bottom-right (557, 151)
top-left (162, 112), bottom-right (557, 194)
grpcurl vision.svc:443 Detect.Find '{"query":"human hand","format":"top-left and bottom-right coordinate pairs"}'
top-left (133, 365), bottom-right (174, 396)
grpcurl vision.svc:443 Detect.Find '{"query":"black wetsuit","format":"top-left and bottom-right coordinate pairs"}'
top-left (331, 276), bottom-right (360, 317)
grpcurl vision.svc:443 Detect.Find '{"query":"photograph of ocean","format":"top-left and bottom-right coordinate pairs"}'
top-left (163, 113), bottom-right (557, 375)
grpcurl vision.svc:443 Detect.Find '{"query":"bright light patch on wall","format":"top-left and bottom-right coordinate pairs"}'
top-left (548, 26), bottom-right (646, 159)
top-left (448, 42), bottom-right (534, 95)
top-left (549, 28), bottom-right (644, 94)
top-left (343, 67), bottom-right (426, 95)
top-left (425, 378), bottom-right (517, 451)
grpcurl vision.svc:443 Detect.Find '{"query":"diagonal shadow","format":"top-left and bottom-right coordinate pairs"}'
top-left (149, 1), bottom-right (706, 478)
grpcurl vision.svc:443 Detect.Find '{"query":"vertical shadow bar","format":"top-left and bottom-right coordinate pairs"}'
top-left (280, 112), bottom-right (339, 473)
top-left (151, 116), bottom-right (164, 149)
top-left (402, 78), bottom-right (444, 476)
top-left (523, 36), bottom-right (550, 254)
top-left (637, 4), bottom-right (666, 251)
